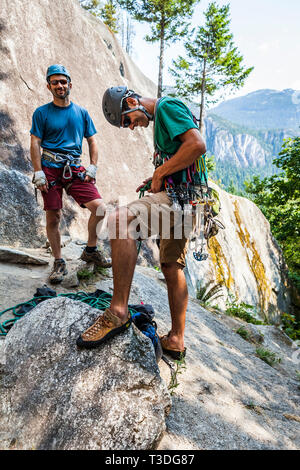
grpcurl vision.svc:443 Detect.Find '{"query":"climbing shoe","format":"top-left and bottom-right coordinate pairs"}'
top-left (76, 308), bottom-right (131, 349)
top-left (80, 248), bottom-right (112, 268)
top-left (48, 258), bottom-right (68, 284)
top-left (160, 333), bottom-right (186, 360)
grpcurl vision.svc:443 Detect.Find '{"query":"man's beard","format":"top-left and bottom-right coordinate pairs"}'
top-left (54, 88), bottom-right (70, 100)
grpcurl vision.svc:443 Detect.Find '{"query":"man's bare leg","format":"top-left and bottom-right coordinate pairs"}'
top-left (84, 199), bottom-right (106, 246)
top-left (108, 207), bottom-right (138, 321)
top-left (46, 210), bottom-right (62, 259)
top-left (161, 262), bottom-right (188, 351)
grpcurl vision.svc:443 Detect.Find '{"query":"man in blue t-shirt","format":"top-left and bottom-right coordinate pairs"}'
top-left (30, 64), bottom-right (111, 284)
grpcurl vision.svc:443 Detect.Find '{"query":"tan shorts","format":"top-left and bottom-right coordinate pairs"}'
top-left (127, 191), bottom-right (194, 267)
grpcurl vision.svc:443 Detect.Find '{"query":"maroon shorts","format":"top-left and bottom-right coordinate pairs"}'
top-left (41, 165), bottom-right (102, 211)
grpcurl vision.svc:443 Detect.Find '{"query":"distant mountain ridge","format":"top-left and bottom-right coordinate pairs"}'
top-left (162, 87), bottom-right (300, 190)
top-left (209, 88), bottom-right (300, 130)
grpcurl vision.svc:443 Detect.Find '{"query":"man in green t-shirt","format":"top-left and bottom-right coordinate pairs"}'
top-left (77, 87), bottom-right (206, 359)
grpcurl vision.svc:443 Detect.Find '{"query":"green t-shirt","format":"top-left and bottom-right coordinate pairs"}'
top-left (154, 97), bottom-right (200, 185)
top-left (154, 97), bottom-right (198, 156)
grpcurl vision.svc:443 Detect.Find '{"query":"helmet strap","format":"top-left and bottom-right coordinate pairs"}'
top-left (121, 105), bottom-right (153, 121)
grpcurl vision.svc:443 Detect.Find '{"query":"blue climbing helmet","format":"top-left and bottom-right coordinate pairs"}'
top-left (46, 64), bottom-right (71, 82)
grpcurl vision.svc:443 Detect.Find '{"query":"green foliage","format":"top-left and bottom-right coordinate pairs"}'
top-left (196, 280), bottom-right (224, 305)
top-left (281, 313), bottom-right (300, 341)
top-left (168, 355), bottom-right (186, 396)
top-left (255, 347), bottom-right (281, 367)
top-left (244, 137), bottom-right (300, 278)
top-left (205, 153), bottom-right (216, 173)
top-left (225, 294), bottom-right (264, 325)
top-left (79, 0), bottom-right (119, 33)
top-left (117, 0), bottom-right (198, 96)
top-left (77, 266), bottom-right (108, 281)
top-left (117, 0), bottom-right (197, 42)
top-left (170, 1), bottom-right (253, 131)
top-left (288, 272), bottom-right (300, 291)
top-left (236, 326), bottom-right (251, 341)
top-left (77, 268), bottom-right (95, 280)
top-left (101, 0), bottom-right (119, 32)
top-left (210, 159), bottom-right (278, 195)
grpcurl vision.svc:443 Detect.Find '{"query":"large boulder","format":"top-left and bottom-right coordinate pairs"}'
top-left (0, 297), bottom-right (171, 450)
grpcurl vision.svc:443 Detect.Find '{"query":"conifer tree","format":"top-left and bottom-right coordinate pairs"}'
top-left (101, 0), bottom-right (119, 33)
top-left (117, 0), bottom-right (198, 97)
top-left (170, 2), bottom-right (253, 134)
top-left (79, 0), bottom-right (119, 33)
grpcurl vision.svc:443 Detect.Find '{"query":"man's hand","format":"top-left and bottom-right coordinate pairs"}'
top-left (37, 182), bottom-right (49, 193)
top-left (136, 177), bottom-right (152, 193)
top-left (84, 164), bottom-right (97, 183)
top-left (151, 168), bottom-right (164, 194)
top-left (34, 170), bottom-right (49, 193)
top-left (84, 175), bottom-right (95, 183)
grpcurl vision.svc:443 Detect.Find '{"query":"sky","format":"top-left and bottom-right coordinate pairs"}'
top-left (128, 0), bottom-right (300, 101)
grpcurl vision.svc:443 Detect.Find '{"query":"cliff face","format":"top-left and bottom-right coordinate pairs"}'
top-left (205, 115), bottom-right (296, 169)
top-left (0, 0), bottom-right (156, 246)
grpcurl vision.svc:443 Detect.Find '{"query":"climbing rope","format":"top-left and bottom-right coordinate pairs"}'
top-left (0, 289), bottom-right (139, 337)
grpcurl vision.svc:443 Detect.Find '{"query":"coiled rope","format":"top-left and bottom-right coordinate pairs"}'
top-left (0, 290), bottom-right (139, 337)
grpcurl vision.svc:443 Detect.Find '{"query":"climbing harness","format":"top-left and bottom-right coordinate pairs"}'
top-left (42, 150), bottom-right (82, 180)
top-left (32, 150), bottom-right (86, 202)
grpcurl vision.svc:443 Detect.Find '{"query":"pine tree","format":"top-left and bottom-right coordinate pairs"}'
top-left (79, 0), bottom-right (119, 33)
top-left (117, 0), bottom-right (198, 97)
top-left (170, 2), bottom-right (253, 134)
top-left (101, 0), bottom-right (119, 33)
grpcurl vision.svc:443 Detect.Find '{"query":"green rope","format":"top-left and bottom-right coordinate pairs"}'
top-left (0, 291), bottom-right (138, 337)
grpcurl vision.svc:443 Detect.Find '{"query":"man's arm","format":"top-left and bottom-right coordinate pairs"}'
top-left (30, 134), bottom-right (43, 171)
top-left (30, 134), bottom-right (48, 192)
top-left (85, 135), bottom-right (98, 182)
top-left (87, 135), bottom-right (98, 166)
top-left (151, 128), bottom-right (206, 193)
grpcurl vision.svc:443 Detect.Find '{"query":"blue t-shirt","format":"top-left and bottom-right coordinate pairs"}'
top-left (30, 102), bottom-right (97, 167)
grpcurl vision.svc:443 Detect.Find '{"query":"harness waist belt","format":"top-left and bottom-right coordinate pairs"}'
top-left (42, 150), bottom-right (82, 165)
top-left (42, 150), bottom-right (82, 179)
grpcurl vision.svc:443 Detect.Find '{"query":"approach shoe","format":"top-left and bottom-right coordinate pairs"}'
top-left (80, 248), bottom-right (112, 268)
top-left (49, 258), bottom-right (68, 284)
top-left (76, 308), bottom-right (131, 349)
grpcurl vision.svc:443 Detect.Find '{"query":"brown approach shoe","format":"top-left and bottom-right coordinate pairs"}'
top-left (80, 248), bottom-right (112, 268)
top-left (76, 308), bottom-right (131, 349)
top-left (49, 259), bottom-right (68, 284)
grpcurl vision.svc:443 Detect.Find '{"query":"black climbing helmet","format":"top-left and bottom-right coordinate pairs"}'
top-left (102, 86), bottom-right (153, 128)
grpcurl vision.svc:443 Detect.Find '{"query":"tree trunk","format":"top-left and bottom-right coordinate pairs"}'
top-left (157, 19), bottom-right (165, 98)
top-left (199, 60), bottom-right (206, 136)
